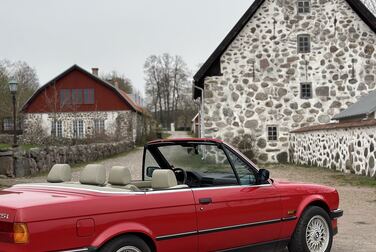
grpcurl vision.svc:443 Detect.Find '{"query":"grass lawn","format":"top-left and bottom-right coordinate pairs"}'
top-left (0, 143), bottom-right (39, 151)
top-left (264, 163), bottom-right (376, 188)
top-left (0, 144), bottom-right (11, 150)
top-left (161, 132), bottom-right (172, 139)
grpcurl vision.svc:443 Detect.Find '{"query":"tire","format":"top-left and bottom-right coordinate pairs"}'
top-left (288, 206), bottom-right (333, 252)
top-left (99, 235), bottom-right (152, 252)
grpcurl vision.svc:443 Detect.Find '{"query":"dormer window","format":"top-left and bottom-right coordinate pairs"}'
top-left (298, 0), bottom-right (311, 14)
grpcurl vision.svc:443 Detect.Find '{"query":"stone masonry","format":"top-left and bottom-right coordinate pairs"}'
top-left (0, 141), bottom-right (134, 178)
top-left (22, 111), bottom-right (135, 144)
top-left (203, 0), bottom-right (376, 162)
top-left (290, 125), bottom-right (376, 177)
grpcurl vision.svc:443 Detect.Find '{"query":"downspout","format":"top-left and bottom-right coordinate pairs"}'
top-left (193, 84), bottom-right (205, 138)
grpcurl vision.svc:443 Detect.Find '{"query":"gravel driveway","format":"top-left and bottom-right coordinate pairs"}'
top-left (1, 132), bottom-right (375, 251)
top-left (266, 164), bottom-right (376, 252)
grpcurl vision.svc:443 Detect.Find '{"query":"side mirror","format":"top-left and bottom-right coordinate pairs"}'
top-left (146, 166), bottom-right (160, 178)
top-left (257, 169), bottom-right (270, 184)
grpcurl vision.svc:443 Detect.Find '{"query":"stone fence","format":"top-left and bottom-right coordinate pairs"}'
top-left (0, 141), bottom-right (134, 178)
top-left (289, 120), bottom-right (376, 178)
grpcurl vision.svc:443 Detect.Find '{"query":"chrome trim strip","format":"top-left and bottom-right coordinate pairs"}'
top-left (156, 218), bottom-right (283, 241)
top-left (191, 184), bottom-right (272, 191)
top-left (14, 184), bottom-right (272, 195)
top-left (59, 248), bottom-right (89, 252)
top-left (156, 230), bottom-right (198, 241)
top-left (281, 216), bottom-right (298, 222)
top-left (13, 184), bottom-right (145, 195)
top-left (145, 189), bottom-right (192, 194)
top-left (198, 218), bottom-right (281, 235)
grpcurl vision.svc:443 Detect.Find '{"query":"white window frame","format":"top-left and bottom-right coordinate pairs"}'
top-left (73, 120), bottom-right (85, 139)
top-left (94, 119), bottom-right (105, 134)
top-left (3, 118), bottom-right (13, 131)
top-left (51, 120), bottom-right (63, 138)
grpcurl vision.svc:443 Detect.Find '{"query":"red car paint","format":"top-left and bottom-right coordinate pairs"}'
top-left (0, 139), bottom-right (342, 252)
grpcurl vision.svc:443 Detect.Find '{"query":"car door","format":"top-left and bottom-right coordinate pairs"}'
top-left (193, 145), bottom-right (283, 252)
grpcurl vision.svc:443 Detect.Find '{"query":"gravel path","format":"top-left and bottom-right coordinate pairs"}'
top-left (1, 132), bottom-right (375, 251)
top-left (266, 164), bottom-right (376, 252)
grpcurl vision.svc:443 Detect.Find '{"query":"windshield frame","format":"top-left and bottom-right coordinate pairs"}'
top-left (142, 141), bottom-right (261, 184)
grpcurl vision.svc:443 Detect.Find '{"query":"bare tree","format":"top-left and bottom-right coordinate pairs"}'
top-left (101, 71), bottom-right (133, 94)
top-left (0, 60), bottom-right (39, 128)
top-left (144, 53), bottom-right (190, 128)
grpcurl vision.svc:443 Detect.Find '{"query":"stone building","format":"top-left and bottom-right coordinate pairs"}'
top-left (21, 65), bottom-right (148, 144)
top-left (290, 91), bottom-right (376, 177)
top-left (193, 0), bottom-right (376, 163)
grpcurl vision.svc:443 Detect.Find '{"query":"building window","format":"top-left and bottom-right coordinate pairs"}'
top-left (60, 89), bottom-right (71, 106)
top-left (3, 118), bottom-right (13, 131)
top-left (94, 119), bottom-right (105, 134)
top-left (267, 126), bottom-right (278, 141)
top-left (72, 89), bottom-right (83, 104)
top-left (298, 0), bottom-right (310, 14)
top-left (297, 34), bottom-right (311, 53)
top-left (301, 83), bottom-right (313, 99)
top-left (51, 120), bottom-right (63, 138)
top-left (73, 120), bottom-right (84, 138)
top-left (84, 89), bottom-right (95, 104)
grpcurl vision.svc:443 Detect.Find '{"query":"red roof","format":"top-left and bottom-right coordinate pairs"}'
top-left (22, 65), bottom-right (147, 115)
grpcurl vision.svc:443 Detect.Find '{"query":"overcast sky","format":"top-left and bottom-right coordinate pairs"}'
top-left (0, 0), bottom-right (252, 94)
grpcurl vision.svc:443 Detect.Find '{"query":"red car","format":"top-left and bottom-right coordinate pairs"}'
top-left (0, 138), bottom-right (342, 252)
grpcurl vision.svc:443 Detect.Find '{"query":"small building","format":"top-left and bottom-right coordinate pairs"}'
top-left (290, 91), bottom-right (376, 177)
top-left (193, 0), bottom-right (376, 163)
top-left (332, 91), bottom-right (376, 122)
top-left (21, 65), bottom-right (145, 144)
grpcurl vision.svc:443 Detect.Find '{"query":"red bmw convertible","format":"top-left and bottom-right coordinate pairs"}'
top-left (0, 138), bottom-right (342, 252)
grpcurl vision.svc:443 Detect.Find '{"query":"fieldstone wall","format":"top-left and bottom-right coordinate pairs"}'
top-left (290, 126), bottom-right (376, 177)
top-left (203, 0), bottom-right (376, 163)
top-left (22, 111), bottom-right (135, 144)
top-left (0, 141), bottom-right (134, 178)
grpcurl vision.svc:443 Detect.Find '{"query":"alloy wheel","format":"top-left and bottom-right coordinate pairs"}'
top-left (305, 215), bottom-right (330, 252)
top-left (116, 246), bottom-right (142, 252)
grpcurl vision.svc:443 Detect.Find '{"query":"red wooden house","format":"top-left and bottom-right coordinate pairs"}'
top-left (21, 65), bottom-right (145, 143)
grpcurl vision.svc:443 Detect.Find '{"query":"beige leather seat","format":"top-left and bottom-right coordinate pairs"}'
top-left (151, 170), bottom-right (189, 190)
top-left (79, 164), bottom-right (106, 186)
top-left (108, 166), bottom-right (140, 191)
top-left (47, 164), bottom-right (72, 183)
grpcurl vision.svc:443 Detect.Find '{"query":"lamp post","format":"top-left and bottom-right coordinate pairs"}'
top-left (193, 85), bottom-right (205, 138)
top-left (9, 80), bottom-right (18, 147)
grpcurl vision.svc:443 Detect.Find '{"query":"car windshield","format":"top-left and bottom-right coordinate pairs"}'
top-left (158, 143), bottom-right (234, 174)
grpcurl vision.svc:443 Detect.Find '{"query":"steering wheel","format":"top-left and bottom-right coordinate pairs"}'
top-left (172, 168), bottom-right (187, 185)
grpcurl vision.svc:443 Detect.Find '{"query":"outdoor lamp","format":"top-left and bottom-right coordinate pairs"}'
top-left (9, 80), bottom-right (18, 94)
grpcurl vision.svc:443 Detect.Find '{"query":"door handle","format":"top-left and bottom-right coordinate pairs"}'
top-left (199, 198), bottom-right (212, 205)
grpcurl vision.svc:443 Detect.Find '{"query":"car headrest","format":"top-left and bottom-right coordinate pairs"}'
top-left (108, 166), bottom-right (132, 186)
top-left (152, 170), bottom-right (177, 189)
top-left (47, 164), bottom-right (72, 183)
top-left (79, 164), bottom-right (106, 186)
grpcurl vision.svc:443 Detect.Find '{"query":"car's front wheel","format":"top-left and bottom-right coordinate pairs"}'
top-left (99, 235), bottom-right (152, 252)
top-left (288, 206), bottom-right (333, 252)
